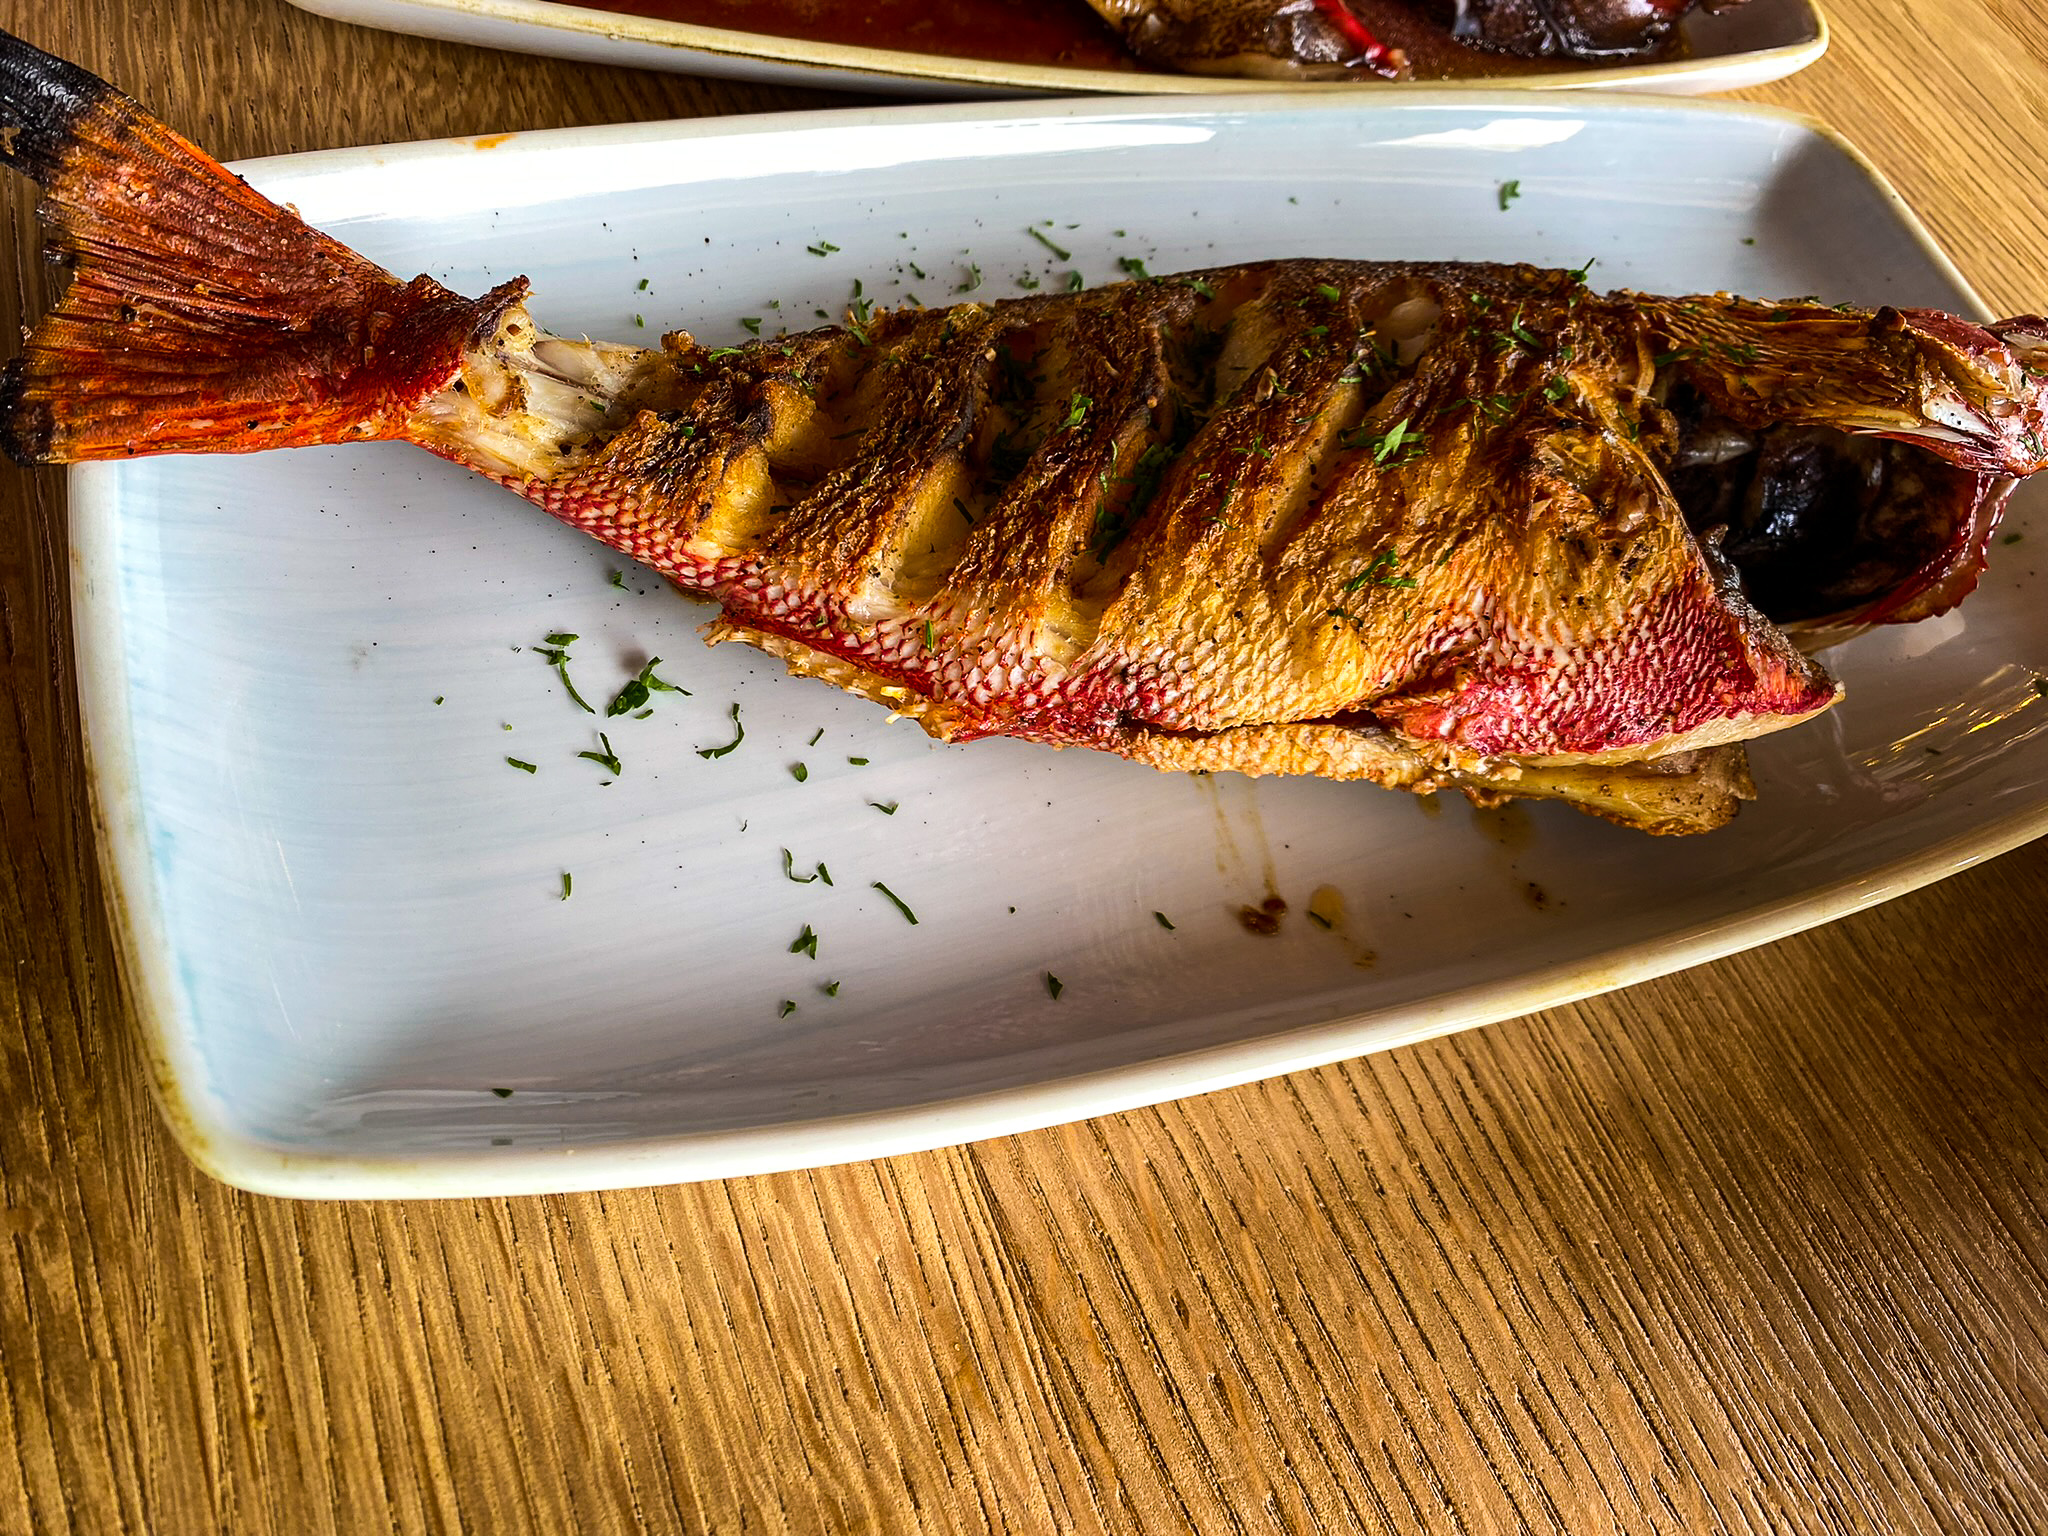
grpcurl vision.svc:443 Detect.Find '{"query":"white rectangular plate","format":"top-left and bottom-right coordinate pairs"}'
top-left (286, 0), bottom-right (1826, 98)
top-left (76, 94), bottom-right (2048, 1198)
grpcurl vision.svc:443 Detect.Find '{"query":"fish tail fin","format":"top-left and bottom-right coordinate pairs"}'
top-left (0, 29), bottom-right (525, 465)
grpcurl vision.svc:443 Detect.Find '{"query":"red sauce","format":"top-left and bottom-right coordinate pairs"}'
top-left (595, 0), bottom-right (1144, 71)
top-left (583, 0), bottom-right (1679, 77)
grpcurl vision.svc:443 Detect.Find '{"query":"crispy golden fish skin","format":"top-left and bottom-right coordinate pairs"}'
top-left (5, 29), bottom-right (2046, 836)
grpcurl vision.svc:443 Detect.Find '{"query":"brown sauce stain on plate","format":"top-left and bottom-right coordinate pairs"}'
top-left (1237, 894), bottom-right (1288, 935)
top-left (1307, 883), bottom-right (1378, 967)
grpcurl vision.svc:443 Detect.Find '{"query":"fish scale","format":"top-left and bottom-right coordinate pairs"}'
top-left (4, 27), bottom-right (2047, 835)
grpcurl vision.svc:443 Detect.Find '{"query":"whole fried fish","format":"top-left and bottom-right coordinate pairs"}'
top-left (4, 32), bottom-right (2045, 836)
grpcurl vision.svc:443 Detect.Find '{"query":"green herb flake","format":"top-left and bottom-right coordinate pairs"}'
top-left (1117, 256), bottom-right (1152, 281)
top-left (433, 695), bottom-right (444, 705)
top-left (1027, 226), bottom-right (1073, 261)
top-left (560, 872), bottom-right (573, 901)
top-left (491, 1087), bottom-right (514, 1099)
top-left (637, 278), bottom-right (650, 291)
top-left (2003, 532), bottom-right (2024, 546)
top-left (1065, 271), bottom-right (1085, 292)
top-left (782, 848), bottom-right (821, 885)
top-left (1342, 415), bottom-right (1425, 467)
top-left (1063, 392), bottom-right (1092, 431)
top-left (824, 981), bottom-right (841, 998)
top-left (779, 999), bottom-right (797, 1018)
top-left (958, 263), bottom-right (983, 293)
top-left (791, 762), bottom-right (809, 782)
top-left (741, 316), bottom-right (762, 335)
top-left (1154, 911), bottom-right (1176, 931)
top-left (847, 756), bottom-right (870, 766)
top-left (578, 732), bottom-right (623, 775)
top-left (808, 727), bottom-right (824, 745)
top-left (1045, 972), bottom-right (1064, 1000)
top-left (870, 800), bottom-right (899, 815)
top-left (1498, 179), bottom-right (1522, 211)
top-left (608, 570), bottom-right (628, 590)
top-left (1314, 283), bottom-right (1342, 302)
top-left (806, 240), bottom-right (839, 257)
top-left (697, 703), bottom-right (745, 759)
top-left (506, 756), bottom-right (537, 773)
top-left (1345, 549), bottom-right (1418, 590)
top-left (872, 881), bottom-right (919, 925)
top-left (790, 923), bottom-right (819, 959)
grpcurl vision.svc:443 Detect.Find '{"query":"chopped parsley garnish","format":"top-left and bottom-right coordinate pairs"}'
top-left (782, 848), bottom-right (829, 884)
top-left (1027, 226), bottom-right (1073, 261)
top-left (922, 619), bottom-right (937, 651)
top-left (534, 634), bottom-right (596, 714)
top-left (609, 570), bottom-right (628, 590)
top-left (491, 1087), bottom-right (513, 1098)
top-left (1498, 179), bottom-right (1522, 211)
top-left (806, 240), bottom-right (839, 257)
top-left (958, 263), bottom-right (983, 293)
top-left (697, 703), bottom-right (744, 758)
top-left (849, 279), bottom-right (874, 327)
top-left (1063, 392), bottom-right (1092, 430)
top-left (1154, 911), bottom-right (1176, 930)
top-left (1117, 256), bottom-right (1152, 281)
top-left (870, 800), bottom-right (898, 815)
top-left (808, 727), bottom-right (824, 745)
top-left (847, 756), bottom-right (870, 766)
top-left (871, 881), bottom-right (918, 924)
top-left (1045, 973), bottom-right (1063, 1000)
top-left (1314, 283), bottom-right (1342, 302)
top-left (1346, 550), bottom-right (1418, 590)
top-left (606, 657), bottom-right (687, 716)
top-left (1065, 271), bottom-right (1085, 292)
top-left (823, 981), bottom-right (841, 997)
top-left (637, 278), bottom-right (650, 291)
top-left (1342, 415), bottom-right (1424, 466)
top-left (1566, 256), bottom-right (1597, 286)
top-left (578, 732), bottom-right (622, 775)
top-left (560, 872), bottom-right (573, 901)
top-left (506, 757), bottom-right (537, 773)
top-left (779, 1000), bottom-right (797, 1018)
top-left (433, 695), bottom-right (444, 705)
top-left (1017, 272), bottom-right (1040, 291)
top-left (790, 923), bottom-right (819, 959)
top-left (790, 762), bottom-right (809, 782)
top-left (741, 316), bottom-right (762, 335)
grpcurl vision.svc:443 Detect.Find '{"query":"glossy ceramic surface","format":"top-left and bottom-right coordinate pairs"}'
top-left (73, 95), bottom-right (2048, 1197)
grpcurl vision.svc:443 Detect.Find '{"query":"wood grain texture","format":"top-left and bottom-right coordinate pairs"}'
top-left (2, 1), bottom-right (2046, 1530)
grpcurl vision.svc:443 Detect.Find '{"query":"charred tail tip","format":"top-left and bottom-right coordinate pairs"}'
top-left (0, 360), bottom-right (53, 465)
top-left (0, 28), bottom-right (122, 187)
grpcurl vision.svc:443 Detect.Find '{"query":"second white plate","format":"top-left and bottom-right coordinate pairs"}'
top-left (286, 0), bottom-right (1827, 98)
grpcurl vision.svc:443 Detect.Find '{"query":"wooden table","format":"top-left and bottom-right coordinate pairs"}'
top-left (3, 1), bottom-right (2045, 1529)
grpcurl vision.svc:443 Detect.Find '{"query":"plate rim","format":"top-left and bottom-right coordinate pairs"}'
top-left (285, 0), bottom-right (1829, 97)
top-left (69, 89), bottom-right (2045, 1200)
